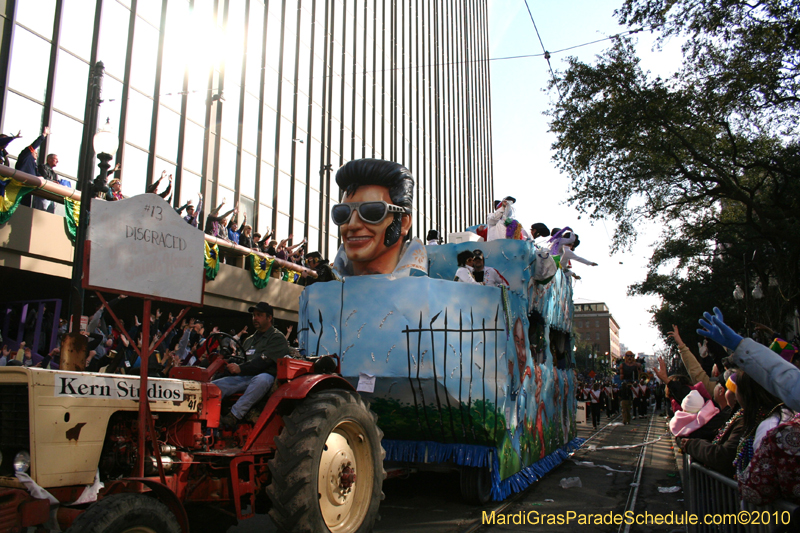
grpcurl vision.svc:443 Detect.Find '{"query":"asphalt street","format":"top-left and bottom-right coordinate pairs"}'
top-left (224, 409), bottom-right (686, 533)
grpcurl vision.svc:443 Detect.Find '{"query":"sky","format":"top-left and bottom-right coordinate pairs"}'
top-left (486, 0), bottom-right (686, 355)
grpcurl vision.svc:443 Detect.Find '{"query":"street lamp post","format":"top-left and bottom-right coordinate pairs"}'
top-left (63, 62), bottom-right (108, 370)
top-left (93, 119), bottom-right (119, 193)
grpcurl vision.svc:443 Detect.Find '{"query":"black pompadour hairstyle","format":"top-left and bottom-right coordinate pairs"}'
top-left (457, 250), bottom-right (474, 267)
top-left (335, 159), bottom-right (414, 211)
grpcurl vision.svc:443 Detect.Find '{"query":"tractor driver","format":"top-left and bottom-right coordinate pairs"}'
top-left (214, 302), bottom-right (289, 428)
top-left (330, 159), bottom-right (427, 276)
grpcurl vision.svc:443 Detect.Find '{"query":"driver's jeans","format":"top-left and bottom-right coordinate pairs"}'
top-left (213, 373), bottom-right (275, 419)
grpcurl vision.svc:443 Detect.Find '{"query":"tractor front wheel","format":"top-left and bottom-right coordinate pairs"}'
top-left (267, 389), bottom-right (385, 533)
top-left (65, 493), bottom-right (181, 533)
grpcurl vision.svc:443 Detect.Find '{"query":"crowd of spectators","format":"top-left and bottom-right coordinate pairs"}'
top-left (573, 312), bottom-right (799, 514)
top-left (653, 312), bottom-right (800, 509)
top-left (0, 295), bottom-right (298, 380)
top-left (3, 124), bottom-right (335, 282)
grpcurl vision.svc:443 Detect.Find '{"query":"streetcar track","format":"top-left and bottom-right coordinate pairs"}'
top-left (460, 414), bottom-right (625, 533)
top-left (619, 410), bottom-right (657, 533)
top-left (462, 409), bottom-right (671, 533)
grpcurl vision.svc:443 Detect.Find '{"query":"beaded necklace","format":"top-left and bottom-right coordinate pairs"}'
top-left (733, 403), bottom-right (784, 479)
top-left (712, 410), bottom-right (742, 445)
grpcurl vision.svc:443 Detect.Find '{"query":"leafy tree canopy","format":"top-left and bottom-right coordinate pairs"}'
top-left (548, 0), bottom-right (800, 341)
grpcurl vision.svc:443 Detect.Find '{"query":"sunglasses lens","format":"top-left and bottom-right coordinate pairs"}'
top-left (331, 204), bottom-right (353, 225)
top-left (358, 202), bottom-right (388, 223)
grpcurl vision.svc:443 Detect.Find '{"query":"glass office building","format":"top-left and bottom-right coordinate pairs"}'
top-left (0, 0), bottom-right (494, 258)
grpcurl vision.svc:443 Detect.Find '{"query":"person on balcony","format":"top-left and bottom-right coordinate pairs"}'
top-left (179, 193), bottom-right (203, 228)
top-left (301, 251), bottom-right (335, 285)
top-left (0, 130), bottom-right (22, 166)
top-left (31, 153), bottom-right (60, 213)
top-left (106, 178), bottom-right (124, 201)
top-left (14, 127), bottom-right (49, 177)
top-left (227, 212), bottom-right (247, 245)
top-left (16, 127), bottom-right (51, 210)
top-left (205, 199), bottom-right (235, 240)
top-left (146, 171), bottom-right (173, 201)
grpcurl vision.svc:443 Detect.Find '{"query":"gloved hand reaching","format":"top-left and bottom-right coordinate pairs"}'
top-left (696, 307), bottom-right (743, 351)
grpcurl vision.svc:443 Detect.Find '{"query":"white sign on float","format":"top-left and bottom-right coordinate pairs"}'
top-left (54, 372), bottom-right (185, 401)
top-left (87, 194), bottom-right (205, 305)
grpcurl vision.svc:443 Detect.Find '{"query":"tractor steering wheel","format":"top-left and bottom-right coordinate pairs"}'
top-left (204, 332), bottom-right (247, 365)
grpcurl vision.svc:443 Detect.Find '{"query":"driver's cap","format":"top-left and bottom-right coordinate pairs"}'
top-left (248, 302), bottom-right (274, 316)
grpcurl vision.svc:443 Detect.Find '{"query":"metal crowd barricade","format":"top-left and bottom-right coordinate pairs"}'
top-left (684, 454), bottom-right (798, 533)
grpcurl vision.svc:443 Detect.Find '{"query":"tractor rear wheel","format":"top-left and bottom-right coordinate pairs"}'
top-left (267, 389), bottom-right (385, 533)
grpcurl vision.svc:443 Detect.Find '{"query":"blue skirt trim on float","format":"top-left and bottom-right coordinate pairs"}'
top-left (382, 437), bottom-right (586, 501)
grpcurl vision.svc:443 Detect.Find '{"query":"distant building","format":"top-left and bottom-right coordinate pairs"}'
top-left (574, 299), bottom-right (620, 362)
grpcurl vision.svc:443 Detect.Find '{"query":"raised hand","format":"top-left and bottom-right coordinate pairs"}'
top-left (697, 307), bottom-right (743, 351)
top-left (667, 324), bottom-right (684, 347)
top-left (654, 356), bottom-right (669, 383)
top-left (43, 126), bottom-right (51, 136)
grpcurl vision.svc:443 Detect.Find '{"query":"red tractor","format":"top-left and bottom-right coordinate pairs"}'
top-left (0, 337), bottom-right (385, 533)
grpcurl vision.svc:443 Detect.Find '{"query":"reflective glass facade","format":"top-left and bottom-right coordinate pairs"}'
top-left (1, 0), bottom-right (494, 258)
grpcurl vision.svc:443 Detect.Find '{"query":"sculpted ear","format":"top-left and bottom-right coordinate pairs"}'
top-left (400, 214), bottom-right (412, 238)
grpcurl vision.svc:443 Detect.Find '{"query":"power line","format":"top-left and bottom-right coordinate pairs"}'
top-left (155, 26), bottom-right (652, 94)
top-left (523, 0), bottom-right (561, 99)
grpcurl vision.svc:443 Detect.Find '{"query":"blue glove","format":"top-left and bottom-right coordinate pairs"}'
top-left (696, 307), bottom-right (743, 351)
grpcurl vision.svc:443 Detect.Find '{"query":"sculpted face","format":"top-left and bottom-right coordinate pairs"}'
top-left (339, 184), bottom-right (411, 275)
